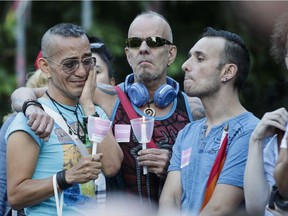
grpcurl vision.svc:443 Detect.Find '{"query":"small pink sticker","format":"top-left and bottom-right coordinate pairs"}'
top-left (181, 147), bottom-right (192, 168)
top-left (115, 124), bottom-right (131, 142)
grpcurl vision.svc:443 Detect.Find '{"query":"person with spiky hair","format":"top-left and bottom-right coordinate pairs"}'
top-left (160, 27), bottom-right (259, 216)
top-left (5, 23), bottom-right (123, 215)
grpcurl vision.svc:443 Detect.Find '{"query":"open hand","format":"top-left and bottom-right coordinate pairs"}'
top-left (251, 107), bottom-right (288, 142)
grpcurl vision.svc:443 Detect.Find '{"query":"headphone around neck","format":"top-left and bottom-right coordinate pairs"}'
top-left (124, 73), bottom-right (179, 108)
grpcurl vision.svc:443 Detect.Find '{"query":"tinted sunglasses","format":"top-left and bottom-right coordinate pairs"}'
top-left (125, 36), bottom-right (172, 48)
top-left (90, 42), bottom-right (104, 50)
top-left (46, 57), bottom-right (96, 74)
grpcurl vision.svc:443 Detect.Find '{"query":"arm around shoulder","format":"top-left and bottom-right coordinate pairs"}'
top-left (11, 87), bottom-right (47, 112)
top-left (11, 87), bottom-right (53, 141)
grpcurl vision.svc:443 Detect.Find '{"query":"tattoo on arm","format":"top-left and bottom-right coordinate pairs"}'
top-left (192, 108), bottom-right (206, 120)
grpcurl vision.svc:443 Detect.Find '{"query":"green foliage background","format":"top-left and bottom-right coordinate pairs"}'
top-left (1, 1), bottom-right (288, 126)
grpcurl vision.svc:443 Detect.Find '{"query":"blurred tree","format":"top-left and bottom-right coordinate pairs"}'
top-left (0, 1), bottom-right (18, 122)
top-left (0, 1), bottom-right (287, 126)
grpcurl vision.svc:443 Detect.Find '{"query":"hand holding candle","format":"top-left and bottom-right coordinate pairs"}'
top-left (87, 116), bottom-right (112, 157)
top-left (130, 116), bottom-right (154, 175)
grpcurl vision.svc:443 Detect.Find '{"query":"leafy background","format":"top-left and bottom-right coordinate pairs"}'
top-left (1, 1), bottom-right (288, 126)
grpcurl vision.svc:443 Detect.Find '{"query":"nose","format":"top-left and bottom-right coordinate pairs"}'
top-left (139, 41), bottom-right (150, 55)
top-left (181, 59), bottom-right (191, 73)
top-left (75, 62), bottom-right (88, 77)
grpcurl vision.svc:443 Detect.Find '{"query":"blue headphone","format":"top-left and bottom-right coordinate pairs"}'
top-left (124, 73), bottom-right (179, 108)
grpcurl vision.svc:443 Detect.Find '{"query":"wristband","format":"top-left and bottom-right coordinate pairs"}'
top-left (83, 116), bottom-right (88, 125)
top-left (93, 112), bottom-right (99, 117)
top-left (56, 170), bottom-right (73, 191)
top-left (83, 111), bottom-right (99, 121)
top-left (22, 99), bottom-right (44, 117)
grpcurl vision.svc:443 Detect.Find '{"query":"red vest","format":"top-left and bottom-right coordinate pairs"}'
top-left (110, 92), bottom-right (191, 207)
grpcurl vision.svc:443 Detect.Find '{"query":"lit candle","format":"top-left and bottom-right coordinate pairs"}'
top-left (141, 116), bottom-right (147, 143)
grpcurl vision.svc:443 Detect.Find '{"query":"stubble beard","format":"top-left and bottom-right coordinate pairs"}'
top-left (137, 68), bottom-right (158, 83)
top-left (185, 82), bottom-right (220, 99)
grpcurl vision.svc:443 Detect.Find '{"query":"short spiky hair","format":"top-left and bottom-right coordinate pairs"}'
top-left (201, 27), bottom-right (250, 92)
top-left (41, 23), bottom-right (86, 57)
top-left (270, 13), bottom-right (288, 66)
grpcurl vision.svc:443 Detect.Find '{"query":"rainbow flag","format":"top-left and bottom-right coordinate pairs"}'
top-left (200, 123), bottom-right (229, 211)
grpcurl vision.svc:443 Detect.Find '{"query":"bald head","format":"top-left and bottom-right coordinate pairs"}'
top-left (128, 11), bottom-right (173, 43)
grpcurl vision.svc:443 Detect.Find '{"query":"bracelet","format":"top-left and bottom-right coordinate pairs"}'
top-left (93, 112), bottom-right (99, 117)
top-left (56, 170), bottom-right (73, 191)
top-left (82, 112), bottom-right (99, 127)
top-left (83, 116), bottom-right (88, 125)
top-left (22, 99), bottom-right (44, 117)
top-left (83, 111), bottom-right (99, 123)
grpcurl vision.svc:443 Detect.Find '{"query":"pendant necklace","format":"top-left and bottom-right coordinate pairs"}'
top-left (144, 100), bottom-right (156, 116)
top-left (45, 91), bottom-right (87, 143)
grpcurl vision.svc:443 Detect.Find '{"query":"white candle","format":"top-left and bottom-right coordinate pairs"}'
top-left (141, 117), bottom-right (147, 143)
top-left (92, 141), bottom-right (97, 156)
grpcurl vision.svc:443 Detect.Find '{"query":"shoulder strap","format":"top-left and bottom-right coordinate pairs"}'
top-left (114, 85), bottom-right (158, 149)
top-left (200, 124), bottom-right (229, 211)
top-left (42, 104), bottom-right (89, 156)
top-left (114, 85), bottom-right (138, 119)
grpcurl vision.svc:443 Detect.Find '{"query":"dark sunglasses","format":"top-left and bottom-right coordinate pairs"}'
top-left (125, 36), bottom-right (173, 48)
top-left (90, 42), bottom-right (104, 50)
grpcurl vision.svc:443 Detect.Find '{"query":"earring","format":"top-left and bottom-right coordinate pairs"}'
top-left (222, 78), bottom-right (228, 83)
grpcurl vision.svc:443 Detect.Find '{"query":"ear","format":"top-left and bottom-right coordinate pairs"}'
top-left (124, 47), bottom-right (132, 67)
top-left (221, 63), bottom-right (237, 83)
top-left (167, 45), bottom-right (177, 66)
top-left (38, 58), bottom-right (51, 78)
top-left (110, 77), bottom-right (116, 86)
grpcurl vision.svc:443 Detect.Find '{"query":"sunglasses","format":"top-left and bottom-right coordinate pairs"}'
top-left (90, 42), bottom-right (104, 50)
top-left (45, 56), bottom-right (96, 74)
top-left (125, 36), bottom-right (172, 48)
